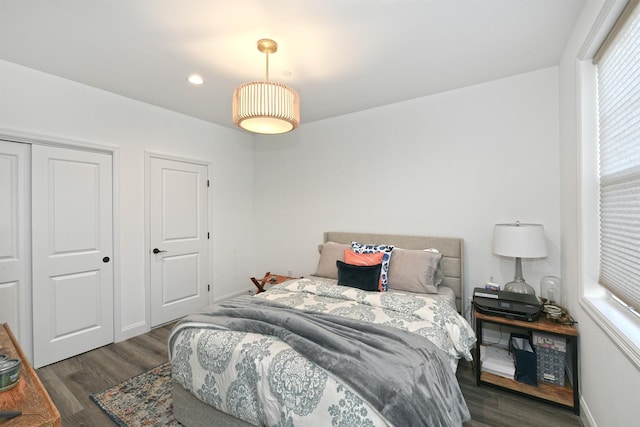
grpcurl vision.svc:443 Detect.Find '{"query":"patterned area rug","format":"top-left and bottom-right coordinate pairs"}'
top-left (90, 362), bottom-right (180, 426)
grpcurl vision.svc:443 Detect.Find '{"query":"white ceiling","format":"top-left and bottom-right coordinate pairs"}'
top-left (0, 0), bottom-right (585, 131)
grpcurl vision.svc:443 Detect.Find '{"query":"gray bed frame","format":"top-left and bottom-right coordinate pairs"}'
top-left (172, 232), bottom-right (465, 427)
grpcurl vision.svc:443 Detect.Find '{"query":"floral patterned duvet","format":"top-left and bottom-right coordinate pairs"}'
top-left (169, 277), bottom-right (476, 426)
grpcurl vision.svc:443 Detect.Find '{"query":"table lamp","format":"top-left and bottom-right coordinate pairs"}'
top-left (492, 222), bottom-right (547, 295)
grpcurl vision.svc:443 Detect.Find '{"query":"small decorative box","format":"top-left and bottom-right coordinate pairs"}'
top-left (533, 332), bottom-right (566, 385)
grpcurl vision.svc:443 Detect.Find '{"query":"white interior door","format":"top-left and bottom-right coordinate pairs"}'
top-left (149, 155), bottom-right (209, 327)
top-left (32, 145), bottom-right (114, 368)
top-left (0, 140), bottom-right (32, 361)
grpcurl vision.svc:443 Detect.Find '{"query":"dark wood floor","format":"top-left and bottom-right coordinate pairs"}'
top-left (37, 323), bottom-right (174, 426)
top-left (37, 324), bottom-right (583, 426)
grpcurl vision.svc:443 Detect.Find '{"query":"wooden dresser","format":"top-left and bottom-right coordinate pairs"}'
top-left (0, 323), bottom-right (61, 427)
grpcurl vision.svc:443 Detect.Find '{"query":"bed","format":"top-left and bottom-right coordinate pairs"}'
top-left (168, 232), bottom-right (476, 426)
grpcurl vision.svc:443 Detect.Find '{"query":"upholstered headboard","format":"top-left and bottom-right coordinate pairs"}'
top-left (324, 232), bottom-right (465, 313)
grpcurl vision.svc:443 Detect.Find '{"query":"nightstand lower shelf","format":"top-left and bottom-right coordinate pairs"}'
top-left (473, 309), bottom-right (579, 415)
top-left (480, 371), bottom-right (575, 407)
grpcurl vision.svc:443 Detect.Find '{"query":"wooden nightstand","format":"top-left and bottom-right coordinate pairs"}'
top-left (250, 271), bottom-right (300, 294)
top-left (473, 308), bottom-right (579, 415)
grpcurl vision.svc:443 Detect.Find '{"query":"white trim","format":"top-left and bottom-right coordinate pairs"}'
top-left (119, 320), bottom-right (148, 334)
top-left (111, 145), bottom-right (126, 342)
top-left (145, 150), bottom-right (213, 168)
top-left (0, 127), bottom-right (117, 154)
top-left (582, 295), bottom-right (640, 365)
top-left (576, 60), bottom-right (602, 301)
top-left (577, 0), bottom-right (626, 60)
top-left (579, 394), bottom-right (596, 427)
top-left (208, 163), bottom-right (214, 306)
top-left (144, 153), bottom-right (152, 331)
top-left (23, 145), bottom-right (33, 362)
top-left (0, 140), bottom-right (33, 362)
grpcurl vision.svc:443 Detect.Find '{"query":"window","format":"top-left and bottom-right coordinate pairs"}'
top-left (576, 0), bottom-right (640, 367)
top-left (594, 0), bottom-right (640, 316)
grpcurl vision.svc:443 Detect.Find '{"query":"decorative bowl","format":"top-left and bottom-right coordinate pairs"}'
top-left (0, 358), bottom-right (21, 391)
top-left (543, 304), bottom-right (563, 319)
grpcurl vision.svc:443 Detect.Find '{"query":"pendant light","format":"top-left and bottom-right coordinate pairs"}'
top-left (232, 39), bottom-right (300, 134)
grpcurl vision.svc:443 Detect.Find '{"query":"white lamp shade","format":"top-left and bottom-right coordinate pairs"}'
top-left (492, 223), bottom-right (547, 258)
top-left (232, 81), bottom-right (300, 134)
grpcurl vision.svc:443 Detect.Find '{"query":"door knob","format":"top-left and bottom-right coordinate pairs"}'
top-left (153, 248), bottom-right (167, 254)
top-left (103, 257), bottom-right (110, 263)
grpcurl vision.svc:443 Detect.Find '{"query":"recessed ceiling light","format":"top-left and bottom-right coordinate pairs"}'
top-left (187, 74), bottom-right (204, 85)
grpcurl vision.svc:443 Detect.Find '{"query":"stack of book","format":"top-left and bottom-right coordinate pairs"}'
top-left (480, 345), bottom-right (515, 379)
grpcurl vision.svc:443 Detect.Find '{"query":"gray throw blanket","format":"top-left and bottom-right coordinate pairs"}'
top-left (169, 296), bottom-right (470, 426)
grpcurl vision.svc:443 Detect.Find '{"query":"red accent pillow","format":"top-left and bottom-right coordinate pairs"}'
top-left (344, 250), bottom-right (384, 291)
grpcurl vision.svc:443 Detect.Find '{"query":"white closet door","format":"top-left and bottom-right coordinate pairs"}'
top-left (32, 145), bottom-right (114, 367)
top-left (149, 155), bottom-right (209, 327)
top-left (0, 140), bottom-right (32, 361)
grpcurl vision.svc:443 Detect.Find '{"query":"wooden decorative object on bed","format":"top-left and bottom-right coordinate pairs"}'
top-left (251, 271), bottom-right (301, 294)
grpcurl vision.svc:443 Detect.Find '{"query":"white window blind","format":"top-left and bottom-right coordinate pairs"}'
top-left (596, 1), bottom-right (640, 312)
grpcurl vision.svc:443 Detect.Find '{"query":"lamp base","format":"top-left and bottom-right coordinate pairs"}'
top-left (504, 280), bottom-right (536, 295)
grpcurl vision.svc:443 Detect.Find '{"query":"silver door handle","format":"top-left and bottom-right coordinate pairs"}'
top-left (153, 248), bottom-right (167, 254)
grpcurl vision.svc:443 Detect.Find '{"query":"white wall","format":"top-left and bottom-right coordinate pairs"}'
top-left (559, 1), bottom-right (640, 426)
top-left (253, 67), bottom-right (562, 314)
top-left (0, 59), bottom-right (255, 341)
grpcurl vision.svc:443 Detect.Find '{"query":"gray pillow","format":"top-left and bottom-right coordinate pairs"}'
top-left (387, 248), bottom-right (443, 294)
top-left (313, 242), bottom-right (350, 279)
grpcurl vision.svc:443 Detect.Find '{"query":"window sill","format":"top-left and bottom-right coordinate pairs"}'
top-left (580, 294), bottom-right (640, 369)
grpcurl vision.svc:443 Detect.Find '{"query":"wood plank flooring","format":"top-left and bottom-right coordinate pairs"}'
top-left (37, 323), bottom-right (174, 426)
top-left (36, 324), bottom-right (583, 426)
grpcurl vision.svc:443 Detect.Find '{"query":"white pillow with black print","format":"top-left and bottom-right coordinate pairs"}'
top-left (350, 241), bottom-right (394, 291)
